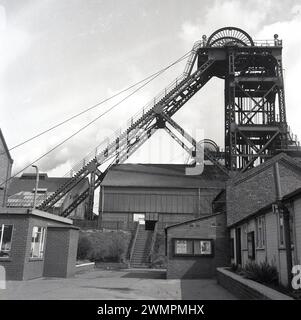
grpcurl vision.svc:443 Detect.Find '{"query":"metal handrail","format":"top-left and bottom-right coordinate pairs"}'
top-left (129, 222), bottom-right (140, 263)
top-left (148, 222), bottom-right (158, 264)
top-left (65, 70), bottom-right (190, 177)
top-left (253, 39), bottom-right (282, 47)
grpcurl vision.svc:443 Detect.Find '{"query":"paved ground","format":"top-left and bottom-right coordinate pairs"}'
top-left (0, 269), bottom-right (236, 300)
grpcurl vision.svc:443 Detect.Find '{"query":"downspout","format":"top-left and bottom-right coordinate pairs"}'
top-left (273, 162), bottom-right (293, 288)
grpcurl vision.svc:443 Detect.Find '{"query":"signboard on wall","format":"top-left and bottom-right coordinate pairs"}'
top-left (175, 240), bottom-right (187, 254)
top-left (200, 240), bottom-right (212, 255)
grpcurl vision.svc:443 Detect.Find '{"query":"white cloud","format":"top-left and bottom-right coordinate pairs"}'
top-left (0, 6), bottom-right (31, 76)
top-left (179, 0), bottom-right (272, 45)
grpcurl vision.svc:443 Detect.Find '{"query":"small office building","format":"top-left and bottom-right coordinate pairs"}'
top-left (165, 212), bottom-right (229, 279)
top-left (0, 207), bottom-right (79, 280)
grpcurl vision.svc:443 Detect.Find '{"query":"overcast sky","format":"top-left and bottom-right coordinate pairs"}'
top-left (1, 0), bottom-right (301, 178)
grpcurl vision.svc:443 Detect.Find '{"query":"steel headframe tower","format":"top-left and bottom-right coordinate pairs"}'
top-left (198, 27), bottom-right (296, 172)
top-left (38, 27), bottom-right (300, 218)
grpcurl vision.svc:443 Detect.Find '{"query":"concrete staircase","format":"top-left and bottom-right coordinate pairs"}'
top-left (130, 225), bottom-right (153, 268)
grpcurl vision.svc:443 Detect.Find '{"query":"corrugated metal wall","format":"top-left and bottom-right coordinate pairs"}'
top-left (101, 187), bottom-right (220, 215)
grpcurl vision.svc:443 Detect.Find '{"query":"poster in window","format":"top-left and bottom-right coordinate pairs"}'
top-left (175, 240), bottom-right (187, 254)
top-left (200, 240), bottom-right (212, 255)
top-left (247, 231), bottom-right (255, 260)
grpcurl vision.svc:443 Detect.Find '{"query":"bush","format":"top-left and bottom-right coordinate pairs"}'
top-left (77, 236), bottom-right (92, 260)
top-left (77, 230), bottom-right (131, 263)
top-left (107, 233), bottom-right (127, 262)
top-left (89, 247), bottom-right (106, 262)
top-left (230, 263), bottom-right (241, 273)
top-left (242, 261), bottom-right (279, 285)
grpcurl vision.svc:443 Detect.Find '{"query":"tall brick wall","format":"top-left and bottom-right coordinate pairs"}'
top-left (166, 213), bottom-right (229, 279)
top-left (227, 157), bottom-right (301, 227)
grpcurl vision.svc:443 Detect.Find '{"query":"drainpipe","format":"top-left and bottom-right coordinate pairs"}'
top-left (32, 165), bottom-right (39, 210)
top-left (273, 163), bottom-right (293, 288)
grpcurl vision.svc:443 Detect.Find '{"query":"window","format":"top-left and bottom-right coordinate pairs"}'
top-left (0, 224), bottom-right (13, 258)
top-left (230, 238), bottom-right (235, 259)
top-left (242, 224), bottom-right (248, 250)
top-left (256, 216), bottom-right (265, 248)
top-left (173, 239), bottom-right (213, 257)
top-left (279, 211), bottom-right (294, 247)
top-left (247, 232), bottom-right (255, 260)
top-left (30, 227), bottom-right (46, 259)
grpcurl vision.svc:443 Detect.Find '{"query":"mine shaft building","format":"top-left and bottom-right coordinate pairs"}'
top-left (98, 163), bottom-right (228, 231)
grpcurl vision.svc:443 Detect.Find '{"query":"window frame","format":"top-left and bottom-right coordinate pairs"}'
top-left (247, 231), bottom-right (255, 260)
top-left (30, 226), bottom-right (46, 260)
top-left (172, 238), bottom-right (214, 257)
top-left (278, 209), bottom-right (294, 249)
top-left (0, 224), bottom-right (14, 259)
top-left (256, 215), bottom-right (265, 249)
top-left (242, 224), bottom-right (248, 250)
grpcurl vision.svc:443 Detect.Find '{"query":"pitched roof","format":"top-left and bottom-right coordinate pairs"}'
top-left (7, 191), bottom-right (66, 208)
top-left (0, 129), bottom-right (13, 163)
top-left (229, 153), bottom-right (301, 186)
top-left (7, 173), bottom-right (89, 208)
top-left (101, 163), bottom-right (228, 188)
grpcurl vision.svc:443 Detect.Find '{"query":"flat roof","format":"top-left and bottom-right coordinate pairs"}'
top-left (0, 207), bottom-right (73, 225)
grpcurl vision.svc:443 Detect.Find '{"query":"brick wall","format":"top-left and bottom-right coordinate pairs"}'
top-left (43, 227), bottom-right (78, 278)
top-left (66, 229), bottom-right (79, 277)
top-left (217, 268), bottom-right (292, 300)
top-left (1, 211), bottom-right (78, 280)
top-left (0, 215), bottom-right (29, 280)
top-left (227, 156), bottom-right (301, 227)
top-left (166, 213), bottom-right (229, 279)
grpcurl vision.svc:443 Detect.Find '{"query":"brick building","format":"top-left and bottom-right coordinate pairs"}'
top-left (165, 212), bottom-right (229, 279)
top-left (0, 207), bottom-right (79, 280)
top-left (99, 163), bottom-right (228, 231)
top-left (0, 129), bottom-right (13, 207)
top-left (227, 153), bottom-right (301, 286)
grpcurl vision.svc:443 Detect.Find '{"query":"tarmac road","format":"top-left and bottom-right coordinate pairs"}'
top-left (0, 268), bottom-right (236, 300)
